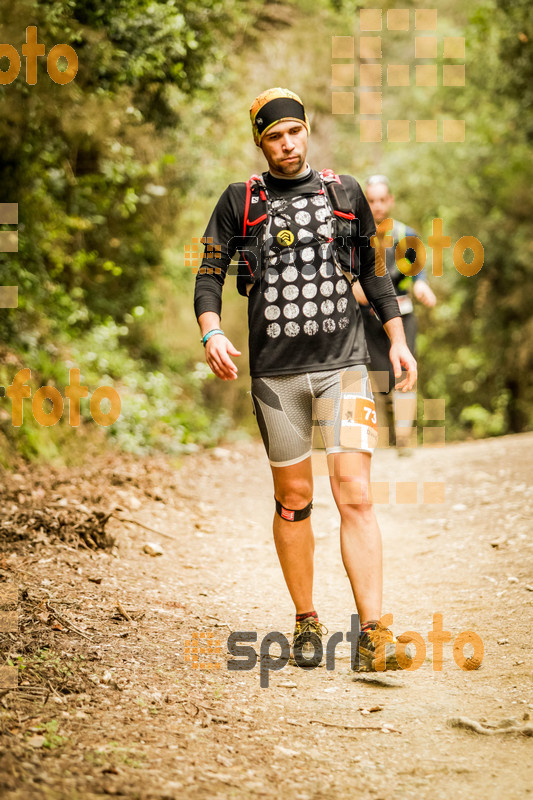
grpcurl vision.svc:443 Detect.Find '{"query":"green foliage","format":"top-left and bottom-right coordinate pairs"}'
top-left (332, 0), bottom-right (533, 438)
top-left (34, 719), bottom-right (69, 749)
top-left (0, 319), bottom-right (230, 460)
top-left (0, 0), bottom-right (291, 460)
top-left (68, 319), bottom-right (231, 454)
top-left (0, 0), bottom-right (531, 463)
top-left (424, 0), bottom-right (533, 435)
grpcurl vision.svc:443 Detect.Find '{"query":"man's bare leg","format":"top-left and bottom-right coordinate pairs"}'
top-left (270, 457), bottom-right (314, 614)
top-left (328, 451), bottom-right (382, 623)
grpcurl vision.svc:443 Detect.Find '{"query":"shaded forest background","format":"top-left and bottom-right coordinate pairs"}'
top-left (0, 0), bottom-right (531, 464)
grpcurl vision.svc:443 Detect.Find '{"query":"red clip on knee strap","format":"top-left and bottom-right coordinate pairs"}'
top-left (275, 497), bottom-right (313, 522)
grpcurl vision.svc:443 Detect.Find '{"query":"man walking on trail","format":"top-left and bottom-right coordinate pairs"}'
top-left (353, 175), bottom-right (436, 455)
top-left (193, 88), bottom-right (417, 672)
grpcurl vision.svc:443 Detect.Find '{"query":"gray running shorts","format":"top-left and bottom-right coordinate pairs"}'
top-left (250, 366), bottom-right (378, 467)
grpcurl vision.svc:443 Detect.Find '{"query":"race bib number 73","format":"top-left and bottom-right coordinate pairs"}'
top-left (340, 394), bottom-right (378, 449)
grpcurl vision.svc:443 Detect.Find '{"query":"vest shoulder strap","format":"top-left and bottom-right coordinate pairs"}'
top-left (242, 168), bottom-right (358, 247)
top-left (243, 174), bottom-right (267, 235)
top-left (319, 169), bottom-right (355, 219)
top-left (244, 169), bottom-right (356, 223)
top-left (320, 169), bottom-right (359, 279)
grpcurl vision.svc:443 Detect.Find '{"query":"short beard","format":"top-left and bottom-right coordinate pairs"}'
top-left (276, 155), bottom-right (304, 175)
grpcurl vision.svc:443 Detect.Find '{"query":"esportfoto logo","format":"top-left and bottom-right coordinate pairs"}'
top-left (185, 613), bottom-right (484, 687)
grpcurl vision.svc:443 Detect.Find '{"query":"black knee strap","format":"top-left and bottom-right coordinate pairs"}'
top-left (275, 497), bottom-right (313, 522)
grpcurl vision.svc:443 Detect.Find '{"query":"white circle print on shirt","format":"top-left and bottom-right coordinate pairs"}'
top-left (319, 242), bottom-right (333, 260)
top-left (295, 210), bottom-right (311, 226)
top-left (319, 262), bottom-right (335, 278)
top-left (283, 303), bottom-right (299, 320)
top-left (264, 286), bottom-right (278, 303)
top-left (265, 305), bottom-right (281, 321)
top-left (266, 322), bottom-right (281, 338)
top-left (281, 249), bottom-right (297, 265)
top-left (302, 283), bottom-right (317, 299)
top-left (302, 301), bottom-right (318, 318)
top-left (315, 207), bottom-right (329, 223)
top-left (282, 265), bottom-right (298, 282)
top-left (265, 268), bottom-right (279, 284)
top-left (301, 264), bottom-right (316, 281)
top-left (297, 228), bottom-right (314, 243)
top-left (337, 296), bottom-right (348, 313)
top-left (336, 278), bottom-right (349, 294)
top-left (284, 321), bottom-right (300, 337)
top-left (303, 319), bottom-right (319, 335)
top-left (282, 284), bottom-right (299, 301)
top-left (292, 198), bottom-right (308, 209)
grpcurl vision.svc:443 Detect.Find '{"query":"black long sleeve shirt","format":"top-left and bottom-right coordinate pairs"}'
top-left (194, 168), bottom-right (400, 378)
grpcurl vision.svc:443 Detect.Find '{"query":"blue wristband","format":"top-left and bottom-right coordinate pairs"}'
top-left (202, 328), bottom-right (224, 347)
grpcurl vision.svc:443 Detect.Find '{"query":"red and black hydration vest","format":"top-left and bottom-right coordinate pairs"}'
top-left (236, 169), bottom-right (360, 297)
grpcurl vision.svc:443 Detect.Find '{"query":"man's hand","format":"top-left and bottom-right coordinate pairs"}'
top-left (205, 334), bottom-right (241, 381)
top-left (389, 341), bottom-right (417, 392)
top-left (413, 280), bottom-right (437, 308)
top-left (383, 316), bottom-right (417, 392)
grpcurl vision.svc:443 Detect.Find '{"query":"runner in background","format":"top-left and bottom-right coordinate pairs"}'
top-left (353, 175), bottom-right (437, 455)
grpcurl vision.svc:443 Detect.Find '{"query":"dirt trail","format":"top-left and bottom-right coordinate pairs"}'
top-left (1, 433), bottom-right (532, 799)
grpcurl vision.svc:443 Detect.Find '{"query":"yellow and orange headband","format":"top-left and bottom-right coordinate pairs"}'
top-left (250, 88), bottom-right (310, 146)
